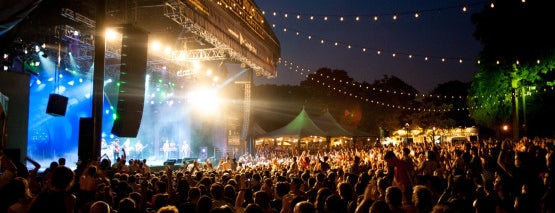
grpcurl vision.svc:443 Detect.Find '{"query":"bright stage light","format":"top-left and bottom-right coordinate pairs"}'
top-left (104, 79), bottom-right (113, 86)
top-left (187, 87), bottom-right (221, 115)
top-left (105, 28), bottom-right (119, 41)
top-left (151, 41), bottom-right (161, 51)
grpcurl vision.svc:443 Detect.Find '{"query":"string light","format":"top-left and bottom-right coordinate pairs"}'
top-left (270, 22), bottom-right (476, 64)
top-left (261, 1), bottom-right (488, 24)
top-left (278, 58), bottom-right (554, 106)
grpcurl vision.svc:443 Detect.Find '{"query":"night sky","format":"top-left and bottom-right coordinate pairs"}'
top-left (251, 0), bottom-right (486, 93)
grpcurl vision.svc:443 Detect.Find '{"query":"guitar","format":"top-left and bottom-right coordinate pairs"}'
top-left (113, 143), bottom-right (120, 153)
top-left (135, 144), bottom-right (148, 153)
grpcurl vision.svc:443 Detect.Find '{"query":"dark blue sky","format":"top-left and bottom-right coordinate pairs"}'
top-left (250, 0), bottom-right (485, 93)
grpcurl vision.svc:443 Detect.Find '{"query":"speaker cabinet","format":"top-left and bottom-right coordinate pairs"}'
top-left (46, 94), bottom-right (68, 116)
top-left (78, 117), bottom-right (94, 162)
top-left (111, 25), bottom-right (148, 137)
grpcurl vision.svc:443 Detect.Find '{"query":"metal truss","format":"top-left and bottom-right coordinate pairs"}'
top-left (163, 0), bottom-right (269, 76)
top-left (169, 48), bottom-right (228, 62)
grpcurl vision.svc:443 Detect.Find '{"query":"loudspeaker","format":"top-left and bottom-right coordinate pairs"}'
top-left (78, 117), bottom-right (94, 162)
top-left (111, 25), bottom-right (148, 137)
top-left (164, 159), bottom-right (176, 166)
top-left (469, 135), bottom-right (478, 142)
top-left (46, 94), bottom-right (68, 116)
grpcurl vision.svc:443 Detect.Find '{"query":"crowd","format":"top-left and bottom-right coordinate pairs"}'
top-left (0, 136), bottom-right (554, 213)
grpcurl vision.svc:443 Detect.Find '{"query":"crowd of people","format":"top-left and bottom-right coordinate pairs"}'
top-left (0, 136), bottom-right (554, 213)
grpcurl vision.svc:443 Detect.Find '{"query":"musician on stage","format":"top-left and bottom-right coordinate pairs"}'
top-left (135, 140), bottom-right (145, 160)
top-left (180, 142), bottom-right (191, 159)
top-left (100, 138), bottom-right (109, 158)
top-left (123, 139), bottom-right (133, 157)
top-left (162, 140), bottom-right (170, 160)
top-left (112, 138), bottom-right (121, 163)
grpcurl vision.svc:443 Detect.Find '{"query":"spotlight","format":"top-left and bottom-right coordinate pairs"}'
top-left (73, 30), bottom-right (79, 36)
top-left (3, 65), bottom-right (8, 71)
top-left (34, 61), bottom-right (40, 66)
top-left (3, 53), bottom-right (8, 59)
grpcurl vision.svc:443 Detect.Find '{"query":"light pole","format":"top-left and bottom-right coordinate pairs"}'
top-left (432, 127), bottom-right (436, 144)
top-left (404, 123), bottom-right (409, 144)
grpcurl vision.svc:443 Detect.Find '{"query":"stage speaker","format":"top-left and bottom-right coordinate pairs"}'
top-left (78, 117), bottom-right (94, 162)
top-left (164, 159), bottom-right (176, 166)
top-left (46, 94), bottom-right (68, 116)
top-left (469, 135), bottom-right (478, 142)
top-left (111, 25), bottom-right (148, 137)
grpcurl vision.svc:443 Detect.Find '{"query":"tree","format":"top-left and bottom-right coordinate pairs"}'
top-left (469, 0), bottom-right (555, 138)
top-left (413, 81), bottom-right (472, 131)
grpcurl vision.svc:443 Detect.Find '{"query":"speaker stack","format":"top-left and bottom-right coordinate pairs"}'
top-left (111, 25), bottom-right (148, 137)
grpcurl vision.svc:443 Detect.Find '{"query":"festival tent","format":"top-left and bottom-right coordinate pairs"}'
top-left (262, 107), bottom-right (326, 138)
top-left (312, 109), bottom-right (353, 137)
top-left (251, 122), bottom-right (267, 137)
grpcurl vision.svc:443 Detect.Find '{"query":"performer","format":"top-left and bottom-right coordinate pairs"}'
top-left (112, 138), bottom-right (120, 163)
top-left (100, 138), bottom-right (109, 159)
top-left (162, 140), bottom-right (170, 160)
top-left (180, 142), bottom-right (191, 158)
top-left (135, 140), bottom-right (145, 160)
top-left (123, 139), bottom-right (133, 157)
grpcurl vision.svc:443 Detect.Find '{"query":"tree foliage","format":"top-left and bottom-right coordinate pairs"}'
top-left (469, 0), bottom-right (555, 133)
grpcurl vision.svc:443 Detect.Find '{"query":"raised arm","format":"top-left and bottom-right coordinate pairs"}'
top-left (25, 156), bottom-right (41, 176)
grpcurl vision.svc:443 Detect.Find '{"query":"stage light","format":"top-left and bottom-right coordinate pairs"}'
top-left (35, 61), bottom-right (40, 66)
top-left (73, 30), bottom-right (79, 36)
top-left (41, 43), bottom-right (46, 49)
top-left (36, 79), bottom-right (41, 84)
top-left (67, 80), bottom-right (74, 86)
top-left (35, 45), bottom-right (40, 52)
top-left (3, 53), bottom-right (7, 59)
top-left (105, 109), bottom-right (110, 114)
top-left (3, 65), bottom-right (8, 71)
top-left (151, 41), bottom-right (161, 51)
top-left (105, 28), bottom-right (118, 41)
top-left (104, 78), bottom-right (113, 86)
top-left (187, 87), bottom-right (221, 115)
top-left (58, 74), bottom-right (63, 78)
top-left (79, 78), bottom-right (83, 83)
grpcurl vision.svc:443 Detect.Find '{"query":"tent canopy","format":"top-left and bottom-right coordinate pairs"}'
top-left (262, 108), bottom-right (326, 138)
top-left (312, 109), bottom-right (353, 137)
